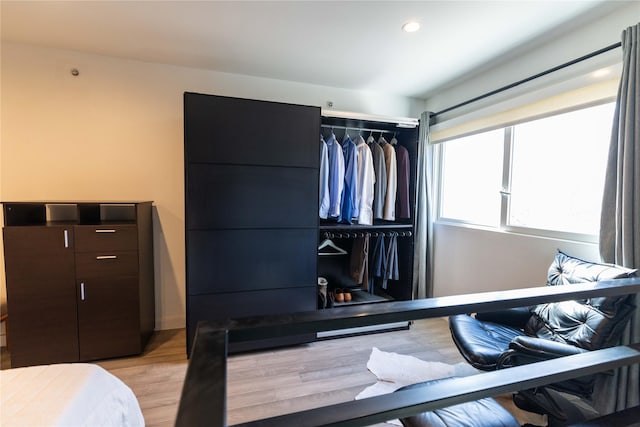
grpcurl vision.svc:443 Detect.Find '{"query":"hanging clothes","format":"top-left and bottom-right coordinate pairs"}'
top-left (339, 134), bottom-right (358, 224)
top-left (319, 136), bottom-right (330, 219)
top-left (380, 234), bottom-right (399, 290)
top-left (370, 136), bottom-right (387, 220)
top-left (350, 236), bottom-right (370, 292)
top-left (395, 144), bottom-right (411, 219)
top-left (354, 136), bottom-right (375, 225)
top-left (386, 234), bottom-right (399, 280)
top-left (380, 136), bottom-right (398, 221)
top-left (371, 234), bottom-right (387, 294)
top-left (326, 133), bottom-right (345, 218)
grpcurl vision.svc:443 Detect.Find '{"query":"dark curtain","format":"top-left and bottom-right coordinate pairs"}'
top-left (597, 22), bottom-right (640, 414)
top-left (413, 112), bottom-right (435, 299)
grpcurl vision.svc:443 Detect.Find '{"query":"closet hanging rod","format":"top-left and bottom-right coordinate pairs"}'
top-left (322, 230), bottom-right (412, 239)
top-left (321, 124), bottom-right (394, 134)
top-left (431, 41), bottom-right (622, 120)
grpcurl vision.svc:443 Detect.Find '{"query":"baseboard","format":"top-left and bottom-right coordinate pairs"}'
top-left (155, 315), bottom-right (185, 331)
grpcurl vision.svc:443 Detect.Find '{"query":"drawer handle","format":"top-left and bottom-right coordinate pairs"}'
top-left (64, 230), bottom-right (69, 248)
top-left (81, 282), bottom-right (86, 301)
top-left (96, 255), bottom-right (117, 260)
top-left (96, 229), bottom-right (116, 233)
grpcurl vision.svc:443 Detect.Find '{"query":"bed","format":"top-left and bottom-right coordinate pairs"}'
top-left (1, 363), bottom-right (144, 427)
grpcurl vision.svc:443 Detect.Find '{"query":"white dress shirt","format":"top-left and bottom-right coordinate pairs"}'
top-left (354, 136), bottom-right (375, 225)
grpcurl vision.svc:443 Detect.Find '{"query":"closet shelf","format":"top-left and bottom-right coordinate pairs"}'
top-left (319, 223), bottom-right (412, 230)
top-left (330, 289), bottom-right (392, 307)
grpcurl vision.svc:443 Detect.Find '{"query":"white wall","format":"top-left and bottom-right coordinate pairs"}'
top-left (0, 42), bottom-right (423, 332)
top-left (428, 3), bottom-right (639, 297)
top-left (426, 1), bottom-right (640, 115)
top-left (432, 223), bottom-right (599, 297)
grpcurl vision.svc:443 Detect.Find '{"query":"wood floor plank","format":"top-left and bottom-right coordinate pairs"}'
top-left (2, 317), bottom-right (535, 426)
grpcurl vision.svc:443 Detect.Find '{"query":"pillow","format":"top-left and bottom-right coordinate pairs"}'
top-left (546, 250), bottom-right (637, 313)
top-left (525, 250), bottom-right (637, 349)
top-left (547, 250), bottom-right (636, 286)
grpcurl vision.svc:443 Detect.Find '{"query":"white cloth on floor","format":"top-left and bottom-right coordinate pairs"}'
top-left (355, 347), bottom-right (479, 425)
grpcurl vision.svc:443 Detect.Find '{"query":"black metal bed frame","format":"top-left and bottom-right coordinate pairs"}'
top-left (176, 278), bottom-right (640, 427)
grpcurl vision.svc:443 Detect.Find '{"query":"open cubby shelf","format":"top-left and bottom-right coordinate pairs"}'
top-left (2, 201), bottom-right (148, 226)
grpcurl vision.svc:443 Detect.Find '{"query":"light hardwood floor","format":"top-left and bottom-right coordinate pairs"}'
top-left (102, 318), bottom-right (465, 426)
top-left (0, 318), bottom-right (538, 426)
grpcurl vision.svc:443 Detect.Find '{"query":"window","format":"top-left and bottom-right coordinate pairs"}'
top-left (439, 102), bottom-right (616, 241)
top-left (439, 129), bottom-right (504, 227)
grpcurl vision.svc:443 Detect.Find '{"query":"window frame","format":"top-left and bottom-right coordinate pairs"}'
top-left (436, 101), bottom-right (613, 244)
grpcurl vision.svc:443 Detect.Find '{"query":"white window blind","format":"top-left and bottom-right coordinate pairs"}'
top-left (430, 64), bottom-right (620, 144)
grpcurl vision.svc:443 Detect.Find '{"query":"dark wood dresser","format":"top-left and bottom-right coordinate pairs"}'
top-left (2, 201), bottom-right (155, 367)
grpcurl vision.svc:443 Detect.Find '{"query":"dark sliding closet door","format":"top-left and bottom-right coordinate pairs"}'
top-left (184, 92), bottom-right (321, 353)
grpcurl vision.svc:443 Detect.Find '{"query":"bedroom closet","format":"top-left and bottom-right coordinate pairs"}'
top-left (184, 92), bottom-right (419, 353)
top-left (316, 115), bottom-right (419, 337)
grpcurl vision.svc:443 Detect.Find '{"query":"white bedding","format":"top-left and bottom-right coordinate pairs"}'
top-left (1, 363), bottom-right (144, 427)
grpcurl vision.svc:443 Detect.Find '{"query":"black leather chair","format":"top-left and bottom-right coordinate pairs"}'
top-left (447, 250), bottom-right (637, 425)
top-left (396, 378), bottom-right (520, 427)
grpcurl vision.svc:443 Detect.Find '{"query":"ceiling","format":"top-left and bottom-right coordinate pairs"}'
top-left (0, 1), bottom-right (619, 99)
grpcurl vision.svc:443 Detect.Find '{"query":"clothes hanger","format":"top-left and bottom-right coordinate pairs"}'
top-left (318, 238), bottom-right (348, 255)
top-left (343, 127), bottom-right (351, 142)
top-left (366, 130), bottom-right (375, 144)
top-left (328, 127), bottom-right (337, 142)
top-left (390, 132), bottom-right (398, 146)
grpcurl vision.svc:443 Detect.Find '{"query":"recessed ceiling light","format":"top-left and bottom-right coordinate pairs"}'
top-left (402, 21), bottom-right (420, 33)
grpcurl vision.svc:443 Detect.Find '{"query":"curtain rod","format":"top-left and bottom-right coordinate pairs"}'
top-left (431, 42), bottom-right (622, 119)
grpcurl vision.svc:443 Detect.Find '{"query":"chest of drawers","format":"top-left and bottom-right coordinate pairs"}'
top-left (2, 202), bottom-right (155, 367)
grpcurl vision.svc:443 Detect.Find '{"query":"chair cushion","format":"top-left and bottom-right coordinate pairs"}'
top-left (396, 378), bottom-right (520, 427)
top-left (475, 307), bottom-right (532, 329)
top-left (525, 297), bottom-right (635, 351)
top-left (449, 314), bottom-right (522, 370)
top-left (547, 250), bottom-right (636, 310)
top-left (527, 251), bottom-right (637, 350)
top-left (547, 250), bottom-right (636, 286)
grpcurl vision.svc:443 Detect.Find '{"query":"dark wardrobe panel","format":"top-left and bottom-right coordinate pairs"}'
top-left (186, 163), bottom-right (318, 229)
top-left (187, 229), bottom-right (317, 295)
top-left (186, 287), bottom-right (317, 352)
top-left (185, 92), bottom-right (321, 354)
top-left (184, 92), bottom-right (320, 168)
